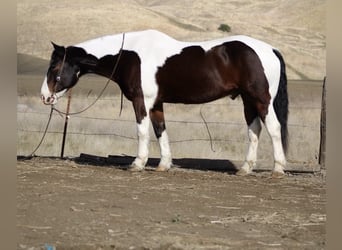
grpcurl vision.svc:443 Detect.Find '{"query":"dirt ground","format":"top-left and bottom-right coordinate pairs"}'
top-left (17, 156), bottom-right (326, 250)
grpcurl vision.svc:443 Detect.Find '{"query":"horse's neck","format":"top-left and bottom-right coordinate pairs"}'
top-left (105, 54), bottom-right (123, 77)
top-left (80, 52), bottom-right (126, 90)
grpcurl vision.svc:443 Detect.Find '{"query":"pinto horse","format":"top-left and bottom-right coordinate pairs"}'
top-left (41, 29), bottom-right (288, 177)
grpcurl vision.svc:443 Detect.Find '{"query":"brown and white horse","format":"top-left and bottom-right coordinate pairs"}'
top-left (41, 29), bottom-right (288, 177)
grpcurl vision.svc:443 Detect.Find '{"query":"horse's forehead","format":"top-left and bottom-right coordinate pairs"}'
top-left (49, 53), bottom-right (64, 69)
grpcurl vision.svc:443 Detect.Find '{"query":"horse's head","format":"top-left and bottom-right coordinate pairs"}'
top-left (41, 42), bottom-right (90, 105)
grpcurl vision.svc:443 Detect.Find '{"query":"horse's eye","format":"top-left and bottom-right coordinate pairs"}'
top-left (56, 76), bottom-right (61, 82)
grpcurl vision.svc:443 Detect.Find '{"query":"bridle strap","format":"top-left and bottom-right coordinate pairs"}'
top-left (32, 33), bottom-right (126, 156)
top-left (53, 47), bottom-right (67, 95)
top-left (52, 32), bottom-right (126, 116)
top-left (57, 47), bottom-right (67, 80)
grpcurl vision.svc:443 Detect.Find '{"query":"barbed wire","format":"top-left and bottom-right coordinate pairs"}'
top-left (17, 128), bottom-right (245, 144)
top-left (17, 110), bottom-right (320, 129)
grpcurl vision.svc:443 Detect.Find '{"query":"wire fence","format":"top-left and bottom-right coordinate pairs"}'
top-left (17, 79), bottom-right (325, 171)
top-left (17, 110), bottom-right (249, 144)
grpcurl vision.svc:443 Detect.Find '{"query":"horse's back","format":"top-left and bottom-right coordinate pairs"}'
top-left (76, 30), bottom-right (281, 99)
top-left (137, 31), bottom-right (281, 98)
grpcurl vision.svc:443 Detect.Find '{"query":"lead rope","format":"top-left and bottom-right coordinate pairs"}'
top-left (200, 105), bottom-right (216, 152)
top-left (53, 32), bottom-right (126, 116)
top-left (119, 91), bottom-right (124, 116)
top-left (29, 106), bottom-right (54, 157)
top-left (29, 33), bottom-right (126, 157)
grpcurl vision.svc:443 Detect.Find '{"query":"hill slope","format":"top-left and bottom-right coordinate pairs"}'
top-left (17, 0), bottom-right (326, 80)
top-left (17, 53), bottom-right (48, 75)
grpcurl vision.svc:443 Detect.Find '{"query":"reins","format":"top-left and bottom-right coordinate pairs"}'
top-left (29, 33), bottom-right (125, 157)
top-left (200, 105), bottom-right (216, 153)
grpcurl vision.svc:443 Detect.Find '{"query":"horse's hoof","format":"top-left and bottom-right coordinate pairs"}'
top-left (236, 168), bottom-right (251, 176)
top-left (128, 164), bottom-right (144, 172)
top-left (271, 170), bottom-right (285, 179)
top-left (155, 165), bottom-right (170, 172)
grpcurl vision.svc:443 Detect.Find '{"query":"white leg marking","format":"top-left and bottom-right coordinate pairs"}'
top-left (130, 116), bottom-right (150, 171)
top-left (264, 105), bottom-right (286, 176)
top-left (237, 118), bottom-right (261, 175)
top-left (155, 131), bottom-right (172, 171)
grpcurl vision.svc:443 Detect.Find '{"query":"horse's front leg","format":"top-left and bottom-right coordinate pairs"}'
top-left (150, 102), bottom-right (172, 171)
top-left (129, 98), bottom-right (150, 171)
top-left (130, 116), bottom-right (150, 171)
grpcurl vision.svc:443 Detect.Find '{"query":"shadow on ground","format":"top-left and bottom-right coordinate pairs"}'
top-left (75, 153), bottom-right (240, 173)
top-left (18, 153), bottom-right (239, 173)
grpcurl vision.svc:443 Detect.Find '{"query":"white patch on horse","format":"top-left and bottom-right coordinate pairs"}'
top-left (238, 118), bottom-right (262, 175)
top-left (157, 131), bottom-right (172, 171)
top-left (41, 76), bottom-right (67, 105)
top-left (264, 105), bottom-right (286, 174)
top-left (130, 116), bottom-right (150, 171)
top-left (41, 77), bottom-right (50, 100)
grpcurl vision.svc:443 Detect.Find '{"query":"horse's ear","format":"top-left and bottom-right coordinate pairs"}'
top-left (51, 41), bottom-right (65, 52)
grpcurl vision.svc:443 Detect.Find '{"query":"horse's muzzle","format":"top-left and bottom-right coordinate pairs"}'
top-left (41, 95), bottom-right (56, 105)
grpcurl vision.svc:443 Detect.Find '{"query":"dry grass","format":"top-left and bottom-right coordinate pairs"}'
top-left (17, 0), bottom-right (326, 80)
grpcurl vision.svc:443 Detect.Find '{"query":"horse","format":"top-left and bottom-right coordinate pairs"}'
top-left (41, 29), bottom-right (288, 177)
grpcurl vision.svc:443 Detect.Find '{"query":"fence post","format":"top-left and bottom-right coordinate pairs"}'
top-left (60, 89), bottom-right (72, 158)
top-left (319, 77), bottom-right (326, 168)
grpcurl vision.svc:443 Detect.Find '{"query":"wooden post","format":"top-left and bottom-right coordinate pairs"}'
top-left (61, 89), bottom-right (72, 158)
top-left (319, 77), bottom-right (326, 168)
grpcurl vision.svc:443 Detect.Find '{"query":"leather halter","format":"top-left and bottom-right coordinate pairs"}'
top-left (54, 47), bottom-right (67, 92)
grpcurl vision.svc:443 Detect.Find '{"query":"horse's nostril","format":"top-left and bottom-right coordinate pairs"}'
top-left (41, 95), bottom-right (55, 104)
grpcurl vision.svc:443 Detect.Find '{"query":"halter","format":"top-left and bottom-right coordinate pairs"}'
top-left (33, 33), bottom-right (126, 156)
top-left (52, 32), bottom-right (126, 115)
top-left (54, 47), bottom-right (67, 91)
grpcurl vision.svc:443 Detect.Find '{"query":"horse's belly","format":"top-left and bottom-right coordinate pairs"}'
top-left (160, 79), bottom-right (236, 104)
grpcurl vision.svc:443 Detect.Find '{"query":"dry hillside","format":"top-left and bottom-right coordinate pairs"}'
top-left (17, 0), bottom-right (326, 80)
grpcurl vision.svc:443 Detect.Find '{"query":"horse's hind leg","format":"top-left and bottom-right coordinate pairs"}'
top-left (237, 95), bottom-right (263, 176)
top-left (150, 102), bottom-right (172, 171)
top-left (264, 105), bottom-right (286, 178)
top-left (237, 117), bottom-right (262, 176)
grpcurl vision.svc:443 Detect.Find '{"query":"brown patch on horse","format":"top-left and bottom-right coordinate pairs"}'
top-left (90, 50), bottom-right (147, 124)
top-left (155, 45), bottom-right (238, 104)
top-left (95, 43), bottom-right (268, 127)
top-left (155, 41), bottom-right (270, 123)
top-left (223, 41), bottom-right (271, 123)
top-left (150, 102), bottom-right (166, 138)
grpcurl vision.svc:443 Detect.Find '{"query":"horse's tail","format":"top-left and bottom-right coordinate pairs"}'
top-left (272, 49), bottom-right (289, 154)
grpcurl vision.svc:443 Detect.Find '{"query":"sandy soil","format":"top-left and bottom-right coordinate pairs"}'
top-left (17, 156), bottom-right (326, 249)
